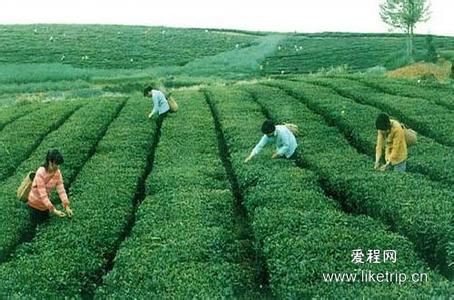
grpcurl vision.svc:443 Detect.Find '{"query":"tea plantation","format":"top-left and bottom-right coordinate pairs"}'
top-left (0, 25), bottom-right (452, 298)
top-left (260, 32), bottom-right (454, 74)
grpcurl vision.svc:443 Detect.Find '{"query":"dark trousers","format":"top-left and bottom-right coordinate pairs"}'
top-left (289, 149), bottom-right (299, 160)
top-left (29, 206), bottom-right (50, 226)
top-left (157, 111), bottom-right (169, 123)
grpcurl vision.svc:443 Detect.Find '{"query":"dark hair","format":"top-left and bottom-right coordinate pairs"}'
top-left (44, 149), bottom-right (64, 169)
top-left (375, 113), bottom-right (391, 130)
top-left (261, 120), bottom-right (276, 134)
top-left (143, 85), bottom-right (154, 96)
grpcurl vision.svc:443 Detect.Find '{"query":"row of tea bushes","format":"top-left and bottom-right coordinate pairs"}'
top-left (0, 80), bottom-right (91, 95)
top-left (0, 25), bottom-right (258, 70)
top-left (0, 99), bottom-right (123, 262)
top-left (0, 101), bottom-right (81, 180)
top-left (305, 77), bottom-right (454, 147)
top-left (247, 83), bottom-right (453, 279)
top-left (261, 35), bottom-right (454, 74)
top-left (0, 103), bottom-right (40, 129)
top-left (205, 86), bottom-right (452, 297)
top-left (96, 90), bottom-right (257, 298)
top-left (272, 80), bottom-right (454, 186)
top-left (0, 96), bottom-right (158, 297)
top-left (351, 76), bottom-right (454, 110)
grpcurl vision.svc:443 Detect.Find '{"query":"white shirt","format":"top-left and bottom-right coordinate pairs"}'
top-left (151, 90), bottom-right (170, 115)
top-left (251, 125), bottom-right (297, 158)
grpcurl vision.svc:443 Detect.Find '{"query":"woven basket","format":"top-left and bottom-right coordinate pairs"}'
top-left (404, 128), bottom-right (417, 147)
top-left (168, 96), bottom-right (179, 113)
top-left (17, 171), bottom-right (36, 202)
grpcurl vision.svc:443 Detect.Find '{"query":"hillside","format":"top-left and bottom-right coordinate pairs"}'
top-left (261, 33), bottom-right (454, 74)
top-left (0, 24), bottom-right (260, 69)
top-left (2, 25), bottom-right (454, 78)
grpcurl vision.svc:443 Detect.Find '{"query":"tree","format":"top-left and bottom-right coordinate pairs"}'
top-left (425, 34), bottom-right (438, 63)
top-left (380, 0), bottom-right (431, 60)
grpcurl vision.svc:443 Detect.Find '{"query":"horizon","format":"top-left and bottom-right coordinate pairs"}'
top-left (1, 23), bottom-right (453, 38)
top-left (2, 0), bottom-right (454, 37)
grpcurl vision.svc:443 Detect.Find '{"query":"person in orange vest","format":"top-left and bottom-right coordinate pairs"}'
top-left (28, 149), bottom-right (73, 224)
top-left (374, 113), bottom-right (408, 172)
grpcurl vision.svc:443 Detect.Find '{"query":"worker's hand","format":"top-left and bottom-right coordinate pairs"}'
top-left (379, 162), bottom-right (390, 172)
top-left (65, 206), bottom-right (74, 218)
top-left (271, 152), bottom-right (279, 159)
top-left (148, 112), bottom-right (154, 119)
top-left (53, 209), bottom-right (66, 218)
top-left (244, 154), bottom-right (253, 163)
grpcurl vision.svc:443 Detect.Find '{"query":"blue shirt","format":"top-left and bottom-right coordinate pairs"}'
top-left (151, 90), bottom-right (170, 115)
top-left (252, 125), bottom-right (297, 158)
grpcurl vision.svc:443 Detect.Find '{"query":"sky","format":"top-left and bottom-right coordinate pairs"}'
top-left (1, 0), bottom-right (453, 36)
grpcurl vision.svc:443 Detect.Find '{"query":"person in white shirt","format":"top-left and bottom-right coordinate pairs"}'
top-left (143, 86), bottom-right (170, 121)
top-left (245, 120), bottom-right (298, 163)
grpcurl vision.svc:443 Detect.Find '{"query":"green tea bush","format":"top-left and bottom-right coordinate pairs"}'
top-left (96, 90), bottom-right (257, 298)
top-left (305, 77), bottom-right (454, 146)
top-left (206, 86), bottom-right (452, 297)
top-left (261, 35), bottom-right (454, 74)
top-left (0, 99), bottom-right (123, 262)
top-left (0, 103), bottom-right (39, 129)
top-left (0, 97), bottom-right (151, 297)
top-left (0, 25), bottom-right (258, 69)
top-left (0, 63), bottom-right (93, 84)
top-left (0, 80), bottom-right (90, 95)
top-left (272, 79), bottom-right (454, 186)
top-left (353, 76), bottom-right (454, 110)
top-left (0, 101), bottom-right (81, 181)
top-left (247, 83), bottom-right (453, 279)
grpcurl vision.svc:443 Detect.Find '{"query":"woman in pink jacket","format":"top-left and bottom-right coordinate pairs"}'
top-left (28, 149), bottom-right (73, 224)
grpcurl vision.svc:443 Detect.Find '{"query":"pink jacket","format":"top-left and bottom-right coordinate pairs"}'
top-left (28, 167), bottom-right (69, 212)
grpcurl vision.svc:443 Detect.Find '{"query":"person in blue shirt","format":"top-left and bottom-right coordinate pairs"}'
top-left (144, 86), bottom-right (170, 121)
top-left (245, 120), bottom-right (298, 163)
